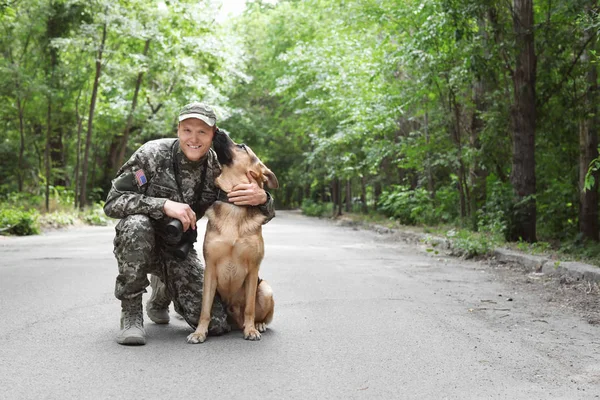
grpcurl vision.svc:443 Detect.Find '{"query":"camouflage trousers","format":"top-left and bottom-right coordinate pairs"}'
top-left (113, 214), bottom-right (230, 336)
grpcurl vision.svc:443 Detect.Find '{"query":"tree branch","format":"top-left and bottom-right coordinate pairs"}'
top-left (539, 31), bottom-right (596, 107)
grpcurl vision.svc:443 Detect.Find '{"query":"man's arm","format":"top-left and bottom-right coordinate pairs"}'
top-left (228, 172), bottom-right (276, 224)
top-left (103, 148), bottom-right (167, 220)
top-left (257, 192), bottom-right (275, 224)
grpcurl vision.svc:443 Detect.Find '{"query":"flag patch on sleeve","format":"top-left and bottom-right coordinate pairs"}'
top-left (135, 169), bottom-right (147, 186)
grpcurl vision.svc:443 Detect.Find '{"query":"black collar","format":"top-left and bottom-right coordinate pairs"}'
top-left (216, 189), bottom-right (231, 203)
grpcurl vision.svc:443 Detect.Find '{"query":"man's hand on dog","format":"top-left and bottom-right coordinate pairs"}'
top-left (163, 199), bottom-right (196, 231)
top-left (228, 172), bottom-right (267, 206)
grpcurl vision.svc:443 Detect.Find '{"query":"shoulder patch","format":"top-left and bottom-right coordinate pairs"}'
top-left (135, 169), bottom-right (148, 186)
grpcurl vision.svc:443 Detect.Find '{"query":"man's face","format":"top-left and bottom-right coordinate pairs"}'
top-left (177, 118), bottom-right (215, 161)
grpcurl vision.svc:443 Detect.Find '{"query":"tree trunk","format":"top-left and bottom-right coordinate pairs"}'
top-left (508, 0), bottom-right (537, 242)
top-left (331, 178), bottom-right (342, 217)
top-left (374, 181), bottom-right (382, 208)
top-left (74, 88), bottom-right (84, 209)
top-left (45, 96), bottom-right (52, 211)
top-left (16, 93), bottom-right (25, 192)
top-left (360, 175), bottom-right (368, 213)
top-left (50, 125), bottom-right (66, 187)
top-left (424, 108), bottom-right (435, 198)
top-left (579, 23), bottom-right (599, 241)
top-left (345, 178), bottom-right (351, 212)
top-left (80, 19), bottom-right (107, 210)
top-left (336, 178), bottom-right (343, 216)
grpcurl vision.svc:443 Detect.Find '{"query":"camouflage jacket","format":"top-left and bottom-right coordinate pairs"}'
top-left (104, 138), bottom-right (275, 226)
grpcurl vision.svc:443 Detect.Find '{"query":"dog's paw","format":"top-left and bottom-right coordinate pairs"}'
top-left (244, 327), bottom-right (261, 341)
top-left (187, 330), bottom-right (207, 344)
top-left (255, 322), bottom-right (267, 333)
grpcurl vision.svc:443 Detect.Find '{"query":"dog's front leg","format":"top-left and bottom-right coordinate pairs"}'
top-left (187, 262), bottom-right (217, 344)
top-left (243, 268), bottom-right (261, 340)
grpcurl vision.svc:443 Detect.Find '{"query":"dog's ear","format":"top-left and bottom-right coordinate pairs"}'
top-left (263, 168), bottom-right (279, 189)
top-left (249, 170), bottom-right (263, 186)
top-left (249, 168), bottom-right (278, 189)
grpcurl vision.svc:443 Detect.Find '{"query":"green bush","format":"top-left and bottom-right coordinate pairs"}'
top-left (301, 199), bottom-right (333, 217)
top-left (38, 211), bottom-right (77, 228)
top-left (536, 179), bottom-right (578, 240)
top-left (0, 206), bottom-right (41, 236)
top-left (2, 192), bottom-right (43, 209)
top-left (432, 186), bottom-right (460, 224)
top-left (52, 186), bottom-right (76, 207)
top-left (377, 185), bottom-right (436, 225)
top-left (446, 229), bottom-right (498, 259)
top-left (82, 202), bottom-right (109, 226)
top-left (477, 176), bottom-right (512, 237)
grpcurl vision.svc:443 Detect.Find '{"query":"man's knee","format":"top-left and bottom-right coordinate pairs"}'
top-left (115, 215), bottom-right (154, 244)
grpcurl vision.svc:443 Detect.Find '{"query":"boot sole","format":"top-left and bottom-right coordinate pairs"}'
top-left (149, 318), bottom-right (169, 324)
top-left (116, 334), bottom-right (147, 345)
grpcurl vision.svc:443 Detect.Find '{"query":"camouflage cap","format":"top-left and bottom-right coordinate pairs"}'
top-left (178, 102), bottom-right (217, 127)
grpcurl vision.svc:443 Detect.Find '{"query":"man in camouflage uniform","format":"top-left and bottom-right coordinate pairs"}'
top-left (104, 102), bottom-right (275, 345)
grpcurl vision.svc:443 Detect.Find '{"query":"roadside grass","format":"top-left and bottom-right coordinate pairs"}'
top-left (0, 201), bottom-right (109, 236)
top-left (311, 209), bottom-right (600, 267)
top-left (507, 238), bottom-right (600, 267)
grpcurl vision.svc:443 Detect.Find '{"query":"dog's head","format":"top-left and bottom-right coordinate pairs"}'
top-left (213, 129), bottom-right (279, 190)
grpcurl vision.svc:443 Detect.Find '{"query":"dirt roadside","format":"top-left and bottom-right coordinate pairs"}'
top-left (333, 216), bottom-right (600, 329)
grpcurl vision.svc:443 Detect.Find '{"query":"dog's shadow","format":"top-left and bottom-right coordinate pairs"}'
top-left (145, 314), bottom-right (277, 344)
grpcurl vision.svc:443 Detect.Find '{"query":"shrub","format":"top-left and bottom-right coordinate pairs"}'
top-left (301, 199), bottom-right (333, 217)
top-left (432, 186), bottom-right (460, 224)
top-left (38, 211), bottom-right (77, 229)
top-left (477, 176), bottom-right (512, 237)
top-left (0, 206), bottom-right (40, 236)
top-left (377, 185), bottom-right (436, 225)
top-left (536, 179), bottom-right (578, 240)
top-left (2, 192), bottom-right (43, 209)
top-left (82, 202), bottom-right (109, 226)
top-left (446, 229), bottom-right (498, 259)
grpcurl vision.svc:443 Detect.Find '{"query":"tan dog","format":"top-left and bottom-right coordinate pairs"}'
top-left (187, 130), bottom-right (278, 343)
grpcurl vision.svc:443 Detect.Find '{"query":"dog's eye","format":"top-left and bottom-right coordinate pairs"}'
top-left (237, 144), bottom-right (248, 152)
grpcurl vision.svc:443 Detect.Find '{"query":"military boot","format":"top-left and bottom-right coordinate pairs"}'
top-left (146, 275), bottom-right (171, 324)
top-left (116, 297), bottom-right (146, 345)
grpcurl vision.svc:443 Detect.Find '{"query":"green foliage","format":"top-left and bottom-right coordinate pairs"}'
top-left (537, 179), bottom-right (579, 240)
top-left (0, 0), bottom-right (599, 249)
top-left (377, 184), bottom-right (461, 226)
top-left (1, 192), bottom-right (44, 209)
top-left (0, 206), bottom-right (40, 236)
top-left (1, 188), bottom-right (108, 233)
top-left (477, 177), bottom-right (512, 237)
top-left (515, 239), bottom-right (552, 255)
top-left (585, 156), bottom-right (599, 191)
top-left (82, 202), bottom-right (109, 226)
top-left (301, 199), bottom-right (333, 218)
top-left (37, 211), bottom-right (77, 229)
top-left (378, 186), bottom-right (435, 225)
top-left (445, 229), bottom-right (498, 259)
top-left (559, 238), bottom-right (600, 266)
top-left (432, 186), bottom-right (460, 224)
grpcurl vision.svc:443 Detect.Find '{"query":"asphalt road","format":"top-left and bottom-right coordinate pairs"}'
top-left (1, 210), bottom-right (599, 399)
